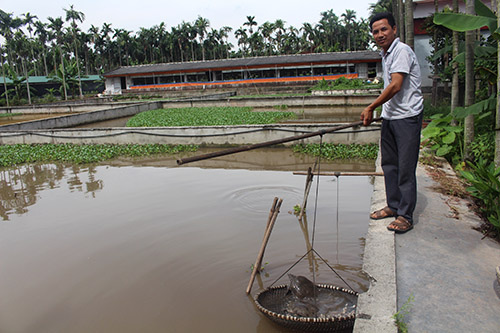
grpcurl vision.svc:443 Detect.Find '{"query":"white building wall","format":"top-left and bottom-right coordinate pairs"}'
top-left (104, 77), bottom-right (122, 95)
top-left (415, 35), bottom-right (433, 88)
top-left (412, 0), bottom-right (492, 88)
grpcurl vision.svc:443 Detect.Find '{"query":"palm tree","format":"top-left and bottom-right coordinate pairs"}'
top-left (195, 16), bottom-right (210, 61)
top-left (405, 0), bottom-right (414, 48)
top-left (34, 20), bottom-right (49, 76)
top-left (450, 0), bottom-right (460, 125)
top-left (318, 10), bottom-right (340, 52)
top-left (0, 10), bottom-right (23, 74)
top-left (301, 22), bottom-right (317, 53)
top-left (464, 0), bottom-right (475, 160)
top-left (369, 0), bottom-right (392, 17)
top-left (259, 21), bottom-right (275, 55)
top-left (47, 16), bottom-right (68, 100)
top-left (274, 19), bottom-right (286, 53)
top-left (100, 23), bottom-right (113, 70)
top-left (341, 10), bottom-right (356, 51)
top-left (234, 28), bottom-right (248, 56)
top-left (64, 4), bottom-right (85, 98)
top-left (22, 12), bottom-right (38, 75)
top-left (220, 26), bottom-right (233, 58)
top-left (244, 16), bottom-right (257, 34)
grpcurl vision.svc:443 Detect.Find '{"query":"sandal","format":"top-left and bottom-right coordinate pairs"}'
top-left (387, 216), bottom-right (413, 234)
top-left (370, 206), bottom-right (395, 220)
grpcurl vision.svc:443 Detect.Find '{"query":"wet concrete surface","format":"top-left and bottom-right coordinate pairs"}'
top-left (0, 153), bottom-right (375, 332)
top-left (0, 113), bottom-right (75, 126)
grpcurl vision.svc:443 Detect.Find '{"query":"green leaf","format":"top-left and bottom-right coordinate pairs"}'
top-left (436, 145), bottom-right (452, 156)
top-left (442, 132), bottom-right (456, 144)
top-left (452, 97), bottom-right (497, 118)
top-left (422, 126), bottom-right (441, 139)
top-left (434, 12), bottom-right (496, 32)
top-left (475, 0), bottom-right (497, 20)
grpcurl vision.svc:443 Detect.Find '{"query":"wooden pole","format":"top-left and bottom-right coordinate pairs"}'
top-left (299, 166), bottom-right (314, 220)
top-left (293, 171), bottom-right (384, 177)
top-left (246, 198), bottom-right (283, 295)
top-left (177, 119), bottom-right (381, 165)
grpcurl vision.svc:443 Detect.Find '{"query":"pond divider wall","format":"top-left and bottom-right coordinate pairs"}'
top-left (0, 102), bottom-right (162, 131)
top-left (0, 95), bottom-right (381, 145)
top-left (0, 123), bottom-right (380, 145)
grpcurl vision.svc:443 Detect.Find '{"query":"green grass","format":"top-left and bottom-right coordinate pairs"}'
top-left (0, 143), bottom-right (198, 167)
top-left (0, 113), bottom-right (22, 118)
top-left (293, 143), bottom-right (379, 160)
top-left (311, 77), bottom-right (383, 91)
top-left (230, 93), bottom-right (310, 99)
top-left (126, 107), bottom-right (296, 127)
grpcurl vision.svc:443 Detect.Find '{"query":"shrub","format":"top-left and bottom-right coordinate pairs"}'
top-left (460, 159), bottom-right (500, 237)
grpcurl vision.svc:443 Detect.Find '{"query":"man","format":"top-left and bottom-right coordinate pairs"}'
top-left (360, 12), bottom-right (424, 234)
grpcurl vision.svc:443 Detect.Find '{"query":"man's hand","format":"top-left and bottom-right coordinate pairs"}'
top-left (361, 107), bottom-right (374, 126)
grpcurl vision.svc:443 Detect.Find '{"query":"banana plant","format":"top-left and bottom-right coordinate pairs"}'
top-left (434, 0), bottom-right (500, 165)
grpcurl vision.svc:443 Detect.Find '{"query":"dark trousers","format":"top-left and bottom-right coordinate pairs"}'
top-left (380, 112), bottom-right (423, 223)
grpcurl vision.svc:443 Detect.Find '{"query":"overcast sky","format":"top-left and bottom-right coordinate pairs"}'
top-left (3, 0), bottom-right (373, 35)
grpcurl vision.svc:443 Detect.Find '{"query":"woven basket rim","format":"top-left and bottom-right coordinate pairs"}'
top-left (254, 283), bottom-right (358, 324)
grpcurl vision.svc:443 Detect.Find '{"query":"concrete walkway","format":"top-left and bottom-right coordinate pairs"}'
top-left (354, 157), bottom-right (500, 332)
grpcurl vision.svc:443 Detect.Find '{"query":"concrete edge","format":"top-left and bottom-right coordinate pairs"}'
top-left (353, 153), bottom-right (397, 333)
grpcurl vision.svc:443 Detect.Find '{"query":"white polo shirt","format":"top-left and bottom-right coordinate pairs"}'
top-left (381, 38), bottom-right (424, 120)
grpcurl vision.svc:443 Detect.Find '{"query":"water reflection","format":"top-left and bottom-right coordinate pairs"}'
top-left (0, 154), bottom-right (374, 332)
top-left (0, 164), bottom-right (103, 220)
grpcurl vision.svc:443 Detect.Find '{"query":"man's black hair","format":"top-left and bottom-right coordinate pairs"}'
top-left (370, 12), bottom-right (396, 31)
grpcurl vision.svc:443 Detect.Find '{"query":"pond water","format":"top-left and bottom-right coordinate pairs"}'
top-left (0, 150), bottom-right (374, 332)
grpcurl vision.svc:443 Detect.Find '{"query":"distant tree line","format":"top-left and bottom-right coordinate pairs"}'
top-left (0, 2), bottom-right (391, 104)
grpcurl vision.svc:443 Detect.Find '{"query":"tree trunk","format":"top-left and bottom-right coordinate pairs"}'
top-left (464, 0), bottom-right (475, 161)
top-left (75, 44), bottom-right (83, 99)
top-left (405, 0), bottom-right (414, 49)
top-left (432, 0), bottom-right (439, 106)
top-left (398, 0), bottom-right (405, 42)
top-left (60, 50), bottom-right (68, 101)
top-left (43, 50), bottom-right (49, 77)
top-left (392, 0), bottom-right (399, 27)
top-left (451, 0), bottom-right (460, 126)
top-left (1, 53), bottom-right (10, 107)
top-left (496, 0), bottom-right (500, 166)
top-left (22, 58), bottom-right (31, 105)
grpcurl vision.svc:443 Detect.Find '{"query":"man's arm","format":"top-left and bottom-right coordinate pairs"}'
top-left (360, 72), bottom-right (405, 125)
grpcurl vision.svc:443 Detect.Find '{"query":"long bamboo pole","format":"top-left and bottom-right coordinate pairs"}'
top-left (246, 198), bottom-right (283, 295)
top-left (177, 119), bottom-right (381, 165)
top-left (293, 171), bottom-right (384, 176)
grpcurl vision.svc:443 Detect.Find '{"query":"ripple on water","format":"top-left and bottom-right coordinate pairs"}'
top-left (226, 185), bottom-right (303, 215)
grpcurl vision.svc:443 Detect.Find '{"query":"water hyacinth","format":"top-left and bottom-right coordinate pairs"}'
top-left (126, 107), bottom-right (296, 127)
top-left (293, 143), bottom-right (379, 160)
top-left (0, 144), bottom-right (198, 167)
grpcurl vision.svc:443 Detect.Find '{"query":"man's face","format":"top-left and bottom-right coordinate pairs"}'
top-left (371, 18), bottom-right (397, 52)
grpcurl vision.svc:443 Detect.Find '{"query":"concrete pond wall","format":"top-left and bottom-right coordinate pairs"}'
top-left (0, 94), bottom-right (381, 145)
top-left (0, 123), bottom-right (381, 146)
